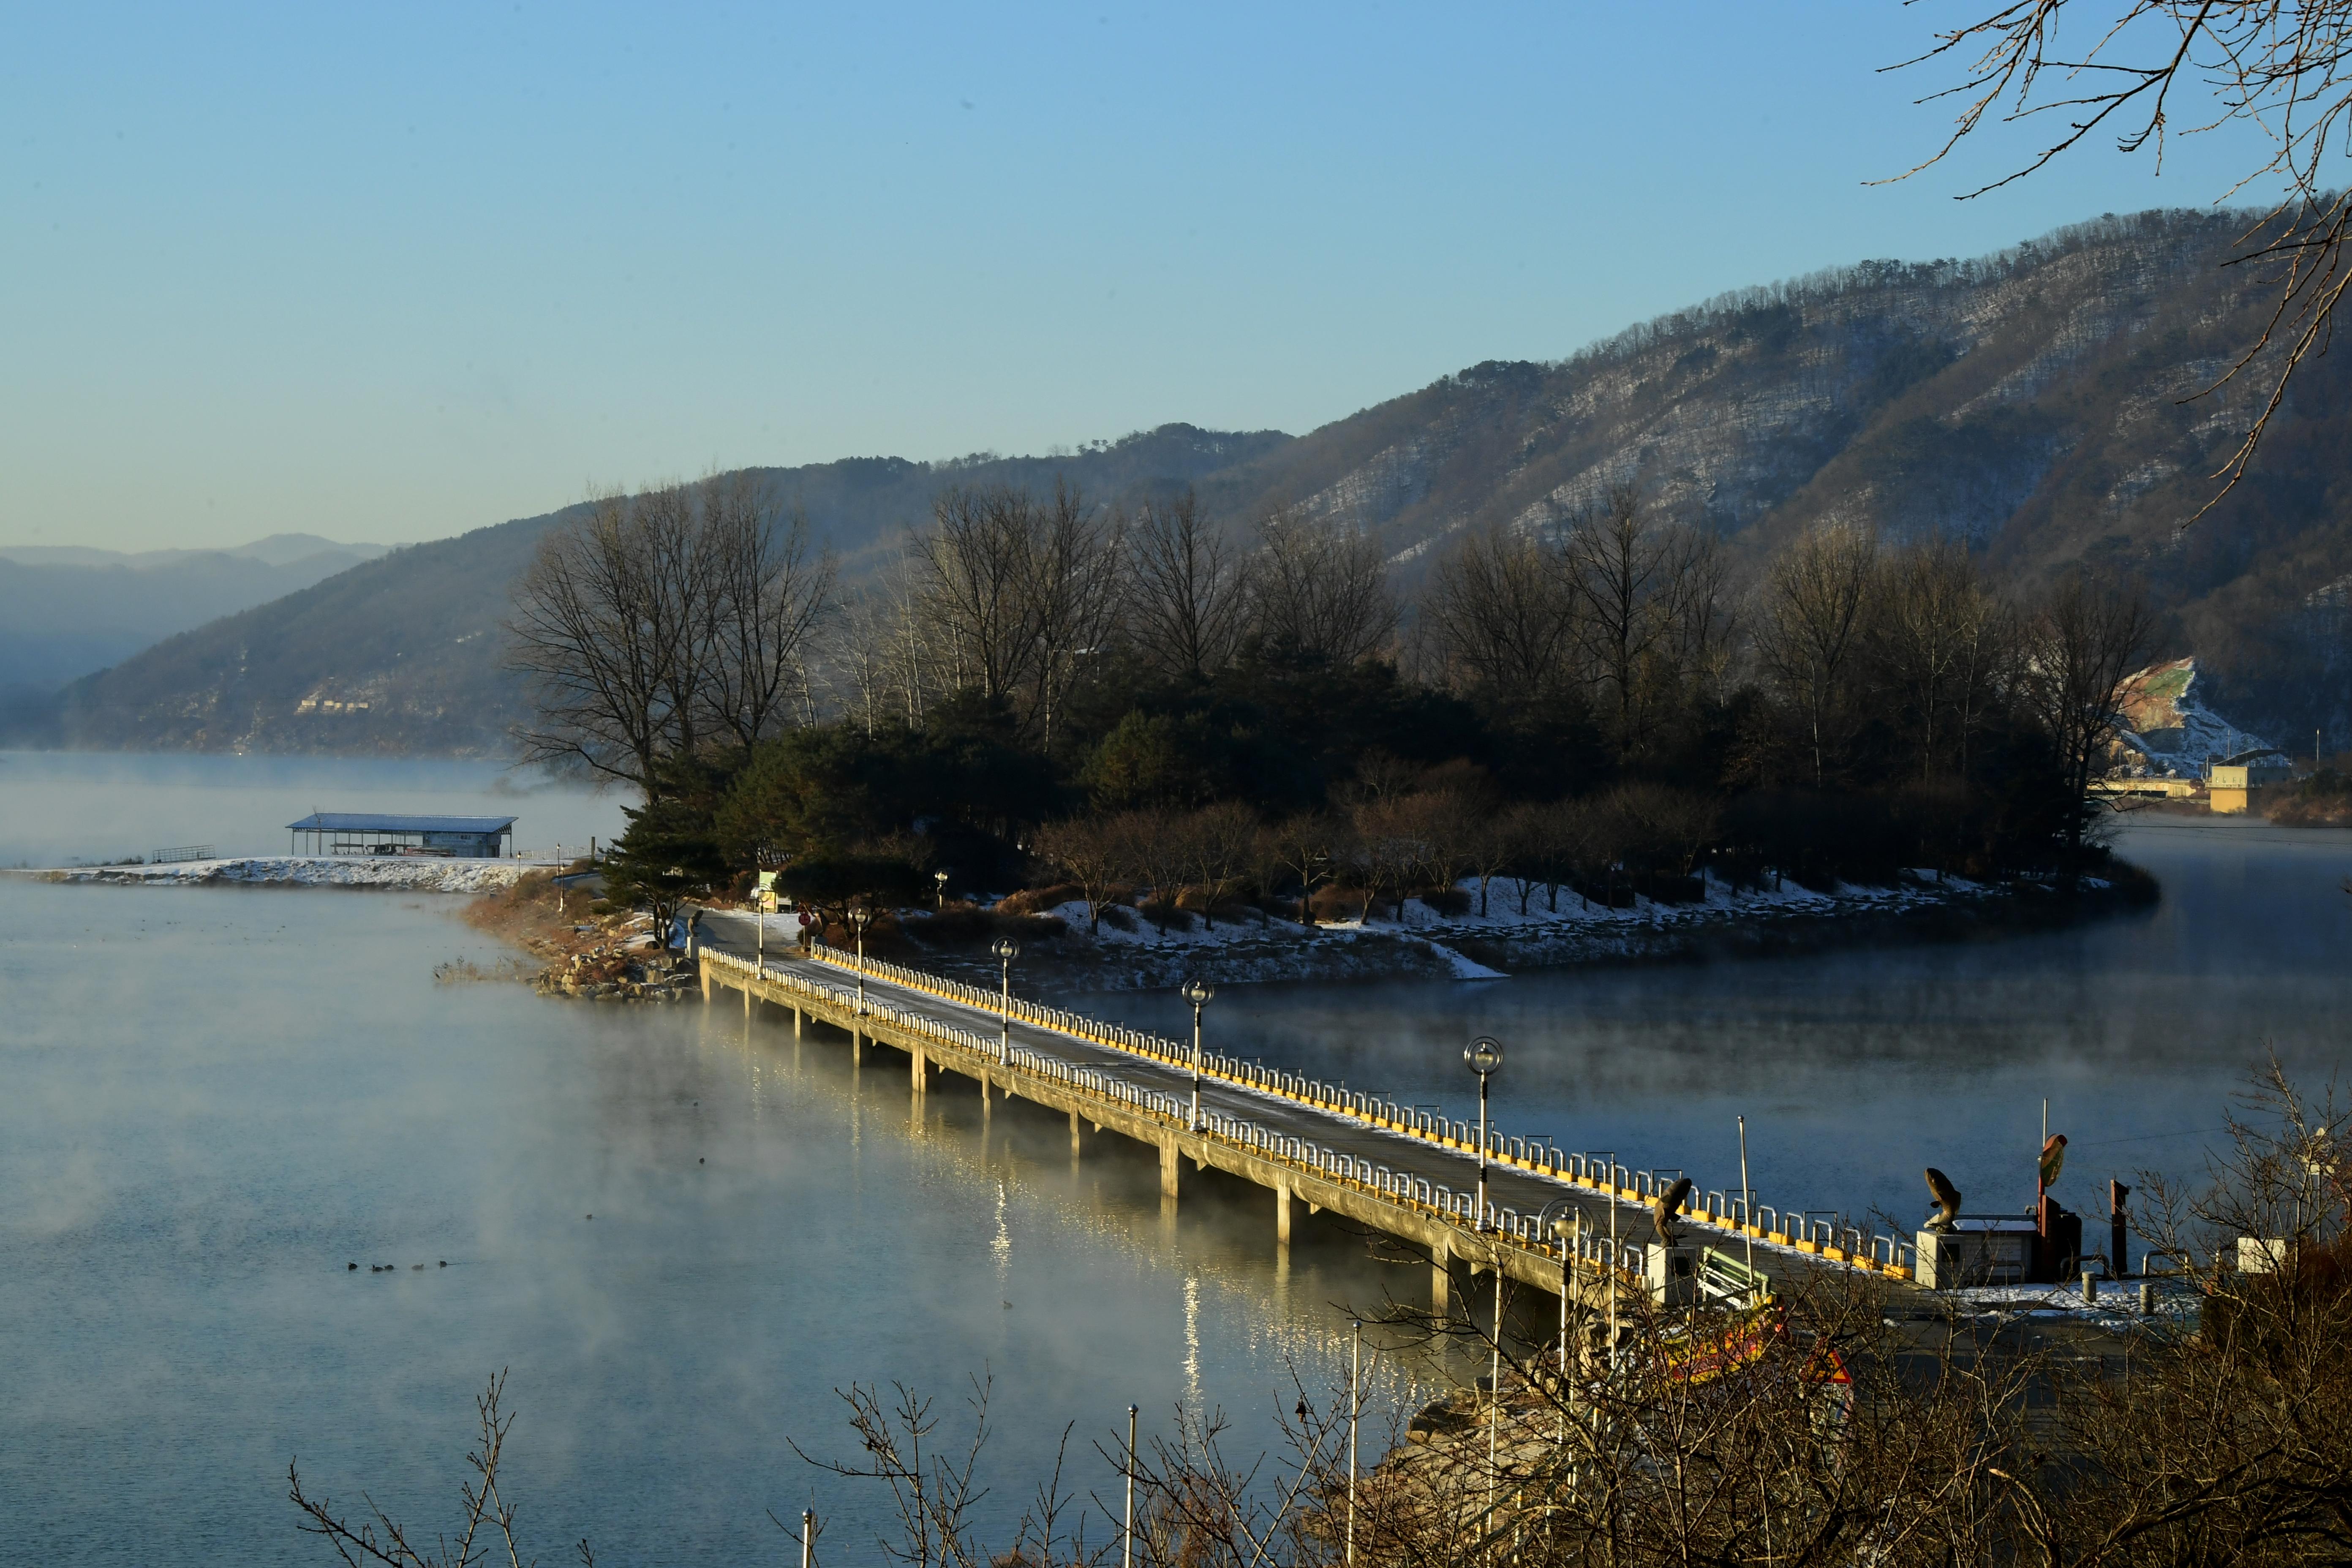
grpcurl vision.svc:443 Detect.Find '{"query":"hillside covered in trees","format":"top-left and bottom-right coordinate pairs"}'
top-left (23, 206), bottom-right (2352, 757)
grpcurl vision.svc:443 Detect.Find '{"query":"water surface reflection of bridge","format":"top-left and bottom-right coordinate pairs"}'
top-left (692, 915), bottom-right (1918, 1315)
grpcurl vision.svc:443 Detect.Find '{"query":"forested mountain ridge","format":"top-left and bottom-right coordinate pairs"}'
top-left (1197, 207), bottom-right (2352, 746)
top-left (30, 206), bottom-right (2352, 755)
top-left (41, 426), bottom-right (1290, 754)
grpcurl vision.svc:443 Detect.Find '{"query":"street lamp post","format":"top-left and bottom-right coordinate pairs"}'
top-left (1464, 1036), bottom-right (1503, 1231)
top-left (934, 869), bottom-right (950, 909)
top-left (991, 937), bottom-right (1021, 1064)
top-left (1182, 977), bottom-right (1215, 1132)
top-left (849, 906), bottom-right (872, 1015)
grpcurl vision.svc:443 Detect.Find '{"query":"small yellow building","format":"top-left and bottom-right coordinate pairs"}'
top-left (2209, 751), bottom-right (2293, 814)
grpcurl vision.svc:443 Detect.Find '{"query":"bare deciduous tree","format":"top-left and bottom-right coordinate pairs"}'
top-left (912, 480), bottom-right (1120, 749)
top-left (1178, 801), bottom-right (1260, 931)
top-left (1033, 814), bottom-right (1131, 934)
top-left (917, 485), bottom-right (1047, 708)
top-left (2017, 570), bottom-right (2155, 871)
top-left (791, 1376), bottom-right (1098, 1568)
top-left (701, 475), bottom-right (836, 755)
top-left (1260, 812), bottom-right (1348, 926)
top-left (1027, 480), bottom-right (1124, 756)
top-left (508, 476), bottom-right (833, 799)
top-left (1870, 534), bottom-right (2004, 784)
top-left (1127, 487), bottom-right (1247, 683)
top-left (1752, 521), bottom-right (1880, 787)
top-left (1563, 486), bottom-right (1728, 761)
top-left (287, 1372), bottom-right (573, 1568)
top-left (1425, 523), bottom-right (1578, 708)
top-left (1246, 509), bottom-right (1398, 667)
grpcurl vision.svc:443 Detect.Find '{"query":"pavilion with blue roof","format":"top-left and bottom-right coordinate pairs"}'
top-left (286, 813), bottom-right (516, 858)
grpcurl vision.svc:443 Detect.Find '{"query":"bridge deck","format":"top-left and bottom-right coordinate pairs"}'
top-left (692, 915), bottom-right (1917, 1309)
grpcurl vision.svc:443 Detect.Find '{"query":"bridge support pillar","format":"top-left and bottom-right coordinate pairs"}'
top-left (1070, 1110), bottom-right (1082, 1157)
top-left (743, 977), bottom-right (751, 1017)
top-left (699, 963), bottom-right (711, 1003)
top-left (793, 1003), bottom-right (802, 1039)
top-left (1160, 1137), bottom-right (1180, 1201)
top-left (1431, 1238), bottom-right (1452, 1318)
top-left (910, 1046), bottom-right (926, 1092)
top-left (1276, 1181), bottom-right (1292, 1246)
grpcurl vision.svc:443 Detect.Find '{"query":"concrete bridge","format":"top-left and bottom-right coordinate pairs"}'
top-left (691, 920), bottom-right (1921, 1320)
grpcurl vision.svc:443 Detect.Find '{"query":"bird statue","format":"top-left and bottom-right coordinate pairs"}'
top-left (1654, 1175), bottom-right (1694, 1244)
top-left (1924, 1168), bottom-right (1962, 1231)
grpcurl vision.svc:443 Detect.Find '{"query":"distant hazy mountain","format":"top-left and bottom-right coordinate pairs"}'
top-left (39, 427), bottom-right (1288, 754)
top-left (31, 206), bottom-right (2352, 755)
top-left (0, 537), bottom-right (391, 702)
top-left (0, 534), bottom-right (391, 572)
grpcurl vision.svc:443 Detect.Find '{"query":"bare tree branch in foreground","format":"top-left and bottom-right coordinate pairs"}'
top-left (287, 1370), bottom-right (578, 1568)
top-left (1889, 0), bottom-right (2352, 515)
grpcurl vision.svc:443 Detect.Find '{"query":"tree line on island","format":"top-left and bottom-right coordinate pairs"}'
top-left (506, 472), bottom-right (2153, 939)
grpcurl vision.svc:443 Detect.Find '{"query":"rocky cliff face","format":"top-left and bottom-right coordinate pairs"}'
top-left (2110, 659), bottom-right (2276, 776)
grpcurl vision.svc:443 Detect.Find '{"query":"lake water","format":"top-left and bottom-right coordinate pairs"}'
top-left (1094, 813), bottom-right (2352, 1235)
top-left (4, 755), bottom-right (2349, 1563)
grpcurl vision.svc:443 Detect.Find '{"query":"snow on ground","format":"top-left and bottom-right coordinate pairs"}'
top-left (1940, 1274), bottom-right (2202, 1330)
top-left (15, 855), bottom-right (541, 892)
top-left (1038, 868), bottom-right (1997, 957)
top-left (974, 868), bottom-right (2004, 990)
top-left (1040, 897), bottom-right (1508, 980)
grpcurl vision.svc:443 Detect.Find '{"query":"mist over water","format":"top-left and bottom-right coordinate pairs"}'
top-left (0, 750), bottom-right (632, 865)
top-left (0, 876), bottom-right (1407, 1564)
top-left (3, 758), bottom-right (2349, 1562)
top-left (1091, 816), bottom-right (2352, 1233)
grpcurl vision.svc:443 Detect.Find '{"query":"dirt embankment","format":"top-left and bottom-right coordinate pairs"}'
top-left (460, 872), bottom-right (696, 1004)
top-left (2267, 772), bottom-right (2352, 827)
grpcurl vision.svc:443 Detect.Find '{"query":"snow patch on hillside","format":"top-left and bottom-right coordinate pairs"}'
top-left (2111, 657), bottom-right (2275, 776)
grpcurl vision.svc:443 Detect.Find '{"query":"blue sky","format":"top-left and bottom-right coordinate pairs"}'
top-left (1, 3), bottom-right (2286, 552)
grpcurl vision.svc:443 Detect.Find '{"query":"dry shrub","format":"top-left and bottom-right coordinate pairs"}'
top-left (1309, 884), bottom-right (1368, 921)
top-left (997, 882), bottom-right (1082, 916)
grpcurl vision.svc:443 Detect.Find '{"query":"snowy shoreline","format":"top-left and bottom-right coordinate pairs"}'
top-left (10, 855), bottom-right (540, 893)
top-left (906, 868), bottom-right (2142, 991)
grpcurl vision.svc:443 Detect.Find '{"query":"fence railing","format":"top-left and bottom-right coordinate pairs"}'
top-left (151, 844), bottom-right (216, 864)
top-left (749, 945), bottom-right (1913, 1282)
top-left (703, 946), bottom-right (1652, 1287)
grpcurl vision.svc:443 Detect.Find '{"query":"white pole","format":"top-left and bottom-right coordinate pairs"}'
top-left (1124, 1403), bottom-right (1138, 1568)
top-left (1476, 1073), bottom-right (1490, 1230)
top-left (1488, 1266), bottom-right (1502, 1541)
top-left (1348, 1319), bottom-right (1361, 1567)
top-left (800, 1508), bottom-right (814, 1568)
top-left (1738, 1114), bottom-right (1755, 1295)
top-left (1608, 1172), bottom-right (1619, 1369)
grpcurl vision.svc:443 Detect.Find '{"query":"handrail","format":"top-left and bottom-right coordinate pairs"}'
top-left (709, 946), bottom-right (1909, 1281)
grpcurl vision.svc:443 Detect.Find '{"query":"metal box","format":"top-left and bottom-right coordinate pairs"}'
top-left (1915, 1221), bottom-right (2035, 1288)
top-left (1644, 1242), bottom-right (1699, 1306)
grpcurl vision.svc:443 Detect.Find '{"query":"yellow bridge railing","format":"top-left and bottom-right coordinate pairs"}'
top-left (710, 946), bottom-right (1914, 1282)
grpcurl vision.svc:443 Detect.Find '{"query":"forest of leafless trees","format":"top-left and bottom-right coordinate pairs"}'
top-left (508, 473), bottom-right (2153, 918)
